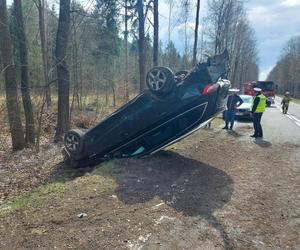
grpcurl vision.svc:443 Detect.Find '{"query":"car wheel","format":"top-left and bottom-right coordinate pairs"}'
top-left (146, 66), bottom-right (175, 94)
top-left (64, 129), bottom-right (84, 155)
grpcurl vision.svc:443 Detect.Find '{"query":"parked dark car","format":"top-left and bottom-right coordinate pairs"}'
top-left (63, 50), bottom-right (231, 167)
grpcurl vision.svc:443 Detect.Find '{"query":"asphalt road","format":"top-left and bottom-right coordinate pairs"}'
top-left (275, 96), bottom-right (300, 125)
top-left (235, 95), bottom-right (300, 146)
top-left (261, 96), bottom-right (300, 145)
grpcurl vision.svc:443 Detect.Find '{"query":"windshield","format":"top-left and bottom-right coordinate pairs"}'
top-left (241, 96), bottom-right (253, 103)
top-left (255, 81), bottom-right (274, 90)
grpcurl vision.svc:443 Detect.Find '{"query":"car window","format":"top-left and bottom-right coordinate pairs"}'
top-left (115, 141), bottom-right (146, 157)
top-left (143, 103), bottom-right (206, 149)
top-left (241, 96), bottom-right (253, 103)
top-left (255, 81), bottom-right (274, 90)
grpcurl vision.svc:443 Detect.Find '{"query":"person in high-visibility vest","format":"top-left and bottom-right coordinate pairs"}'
top-left (251, 87), bottom-right (267, 138)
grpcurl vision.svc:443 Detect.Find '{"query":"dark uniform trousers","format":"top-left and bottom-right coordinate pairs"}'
top-left (253, 112), bottom-right (263, 137)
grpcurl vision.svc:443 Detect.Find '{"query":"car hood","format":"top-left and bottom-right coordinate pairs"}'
top-left (238, 103), bottom-right (252, 110)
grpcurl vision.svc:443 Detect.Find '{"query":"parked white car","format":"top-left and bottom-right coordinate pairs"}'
top-left (235, 95), bottom-right (253, 119)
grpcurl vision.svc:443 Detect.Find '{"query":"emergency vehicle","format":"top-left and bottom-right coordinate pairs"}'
top-left (242, 80), bottom-right (275, 106)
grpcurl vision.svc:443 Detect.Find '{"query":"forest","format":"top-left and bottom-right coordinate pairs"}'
top-left (0, 0), bottom-right (259, 151)
top-left (268, 35), bottom-right (300, 98)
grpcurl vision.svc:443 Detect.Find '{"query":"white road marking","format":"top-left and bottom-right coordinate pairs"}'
top-left (288, 114), bottom-right (300, 123)
top-left (274, 104), bottom-right (300, 128)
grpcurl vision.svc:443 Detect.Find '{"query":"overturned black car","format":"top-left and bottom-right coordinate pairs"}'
top-left (63, 50), bottom-right (231, 167)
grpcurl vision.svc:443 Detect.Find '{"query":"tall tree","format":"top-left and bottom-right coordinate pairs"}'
top-left (192, 0), bottom-right (201, 66)
top-left (166, 0), bottom-right (174, 44)
top-left (55, 0), bottom-right (71, 140)
top-left (14, 0), bottom-right (35, 145)
top-left (137, 0), bottom-right (146, 92)
top-left (180, 0), bottom-right (191, 65)
top-left (93, 0), bottom-right (121, 105)
top-left (153, 0), bottom-right (159, 66)
top-left (0, 0), bottom-right (26, 150)
top-left (268, 36), bottom-right (300, 98)
top-left (124, 0), bottom-right (129, 101)
top-left (205, 0), bottom-right (258, 84)
top-left (34, 0), bottom-right (51, 108)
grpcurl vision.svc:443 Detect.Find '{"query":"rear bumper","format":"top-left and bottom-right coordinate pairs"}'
top-left (235, 110), bottom-right (252, 119)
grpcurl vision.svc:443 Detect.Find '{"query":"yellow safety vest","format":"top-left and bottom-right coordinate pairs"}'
top-left (255, 94), bottom-right (266, 113)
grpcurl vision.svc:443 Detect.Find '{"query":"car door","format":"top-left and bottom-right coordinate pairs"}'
top-left (141, 101), bottom-right (207, 152)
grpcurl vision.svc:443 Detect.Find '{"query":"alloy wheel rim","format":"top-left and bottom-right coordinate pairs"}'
top-left (148, 70), bottom-right (167, 91)
top-left (65, 134), bottom-right (80, 152)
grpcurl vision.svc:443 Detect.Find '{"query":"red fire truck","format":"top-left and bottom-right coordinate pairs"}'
top-left (242, 80), bottom-right (275, 107)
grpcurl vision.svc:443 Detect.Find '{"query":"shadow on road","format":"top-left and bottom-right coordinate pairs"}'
top-left (254, 138), bottom-right (272, 148)
top-left (227, 130), bottom-right (242, 137)
top-left (51, 151), bottom-right (234, 249)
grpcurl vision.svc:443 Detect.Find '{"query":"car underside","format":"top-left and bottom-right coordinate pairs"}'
top-left (63, 50), bottom-right (231, 167)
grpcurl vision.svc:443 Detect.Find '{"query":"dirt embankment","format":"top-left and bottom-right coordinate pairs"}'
top-left (0, 120), bottom-right (299, 250)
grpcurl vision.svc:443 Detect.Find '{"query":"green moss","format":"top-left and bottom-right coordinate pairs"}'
top-left (0, 161), bottom-right (119, 217)
top-left (0, 182), bottom-right (65, 216)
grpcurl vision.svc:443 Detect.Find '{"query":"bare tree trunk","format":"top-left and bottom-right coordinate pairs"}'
top-left (54, 0), bottom-right (71, 141)
top-left (124, 0), bottom-right (129, 101)
top-left (181, 0), bottom-right (190, 66)
top-left (192, 0), bottom-right (200, 66)
top-left (153, 0), bottom-right (159, 66)
top-left (110, 83), bottom-right (116, 107)
top-left (14, 0), bottom-right (35, 145)
top-left (0, 0), bottom-right (25, 150)
top-left (35, 0), bottom-right (51, 108)
top-left (105, 82), bottom-right (109, 106)
top-left (137, 0), bottom-right (146, 93)
top-left (167, 0), bottom-right (174, 44)
top-left (71, 13), bottom-right (80, 111)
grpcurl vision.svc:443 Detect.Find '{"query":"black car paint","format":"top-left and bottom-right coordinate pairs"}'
top-left (64, 53), bottom-right (231, 167)
top-left (66, 81), bottom-right (229, 166)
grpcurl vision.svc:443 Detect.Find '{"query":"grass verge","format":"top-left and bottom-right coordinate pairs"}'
top-left (0, 182), bottom-right (65, 216)
top-left (0, 161), bottom-right (117, 216)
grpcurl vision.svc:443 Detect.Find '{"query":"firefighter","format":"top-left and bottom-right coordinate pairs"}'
top-left (281, 91), bottom-right (292, 114)
top-left (251, 87), bottom-right (266, 138)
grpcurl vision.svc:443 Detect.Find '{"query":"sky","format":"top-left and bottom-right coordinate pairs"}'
top-left (6, 0), bottom-right (300, 80)
top-left (245, 0), bottom-right (300, 80)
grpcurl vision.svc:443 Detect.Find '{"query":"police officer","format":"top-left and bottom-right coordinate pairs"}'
top-left (251, 87), bottom-right (266, 138)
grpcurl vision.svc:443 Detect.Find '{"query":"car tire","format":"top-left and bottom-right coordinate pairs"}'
top-left (64, 129), bottom-right (84, 155)
top-left (146, 66), bottom-right (175, 95)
